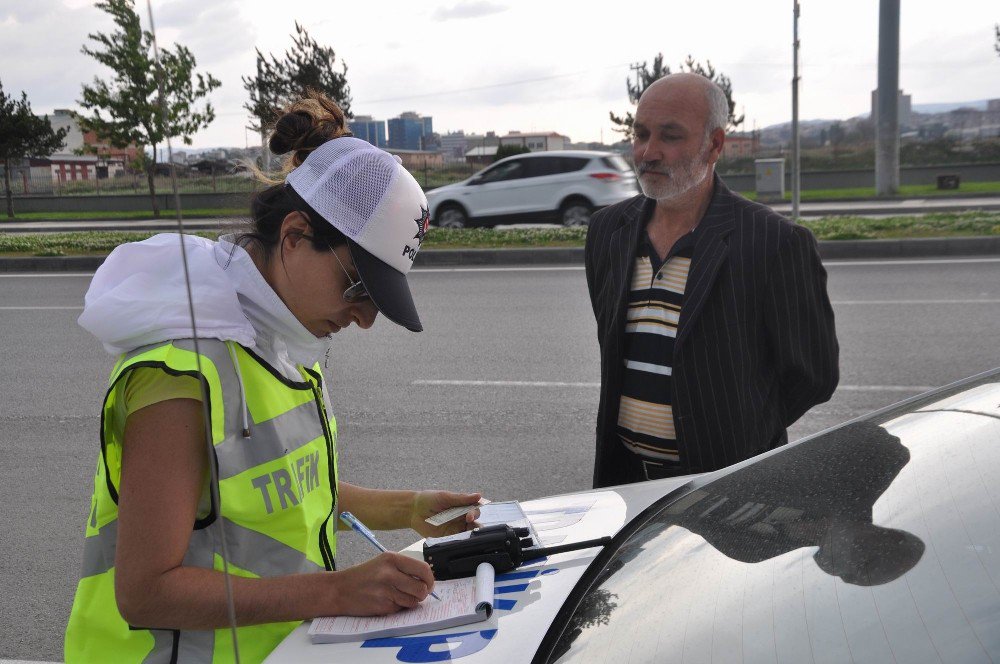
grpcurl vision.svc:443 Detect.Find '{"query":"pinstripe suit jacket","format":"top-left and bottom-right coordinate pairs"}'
top-left (585, 176), bottom-right (839, 488)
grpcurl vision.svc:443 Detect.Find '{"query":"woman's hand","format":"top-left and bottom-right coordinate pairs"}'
top-left (329, 552), bottom-right (436, 615)
top-left (409, 490), bottom-right (482, 538)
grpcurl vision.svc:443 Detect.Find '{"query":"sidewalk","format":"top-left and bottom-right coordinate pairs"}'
top-left (3, 194), bottom-right (1000, 234)
top-left (2, 195), bottom-right (1000, 272)
top-left (2, 236), bottom-right (999, 273)
top-left (770, 195), bottom-right (1000, 217)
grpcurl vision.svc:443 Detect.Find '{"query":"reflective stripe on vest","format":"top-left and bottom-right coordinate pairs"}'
top-left (65, 339), bottom-right (338, 664)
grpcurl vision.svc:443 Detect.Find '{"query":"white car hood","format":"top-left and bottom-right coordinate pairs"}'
top-left (265, 476), bottom-right (692, 663)
top-left (426, 181), bottom-right (467, 197)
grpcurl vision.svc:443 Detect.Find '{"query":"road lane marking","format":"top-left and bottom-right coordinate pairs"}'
top-left (825, 257), bottom-right (1000, 266)
top-left (413, 266), bottom-right (584, 273)
top-left (413, 258), bottom-right (1000, 272)
top-left (3, 299), bottom-right (998, 312)
top-left (416, 379), bottom-right (600, 388)
top-left (0, 273), bottom-right (94, 277)
top-left (13, 299), bottom-right (996, 310)
top-left (413, 380), bottom-right (934, 392)
top-left (831, 299), bottom-right (1000, 305)
top-left (838, 385), bottom-right (935, 392)
top-left (0, 306), bottom-right (83, 310)
top-left (0, 268), bottom-right (591, 276)
top-left (0, 256), bottom-right (997, 278)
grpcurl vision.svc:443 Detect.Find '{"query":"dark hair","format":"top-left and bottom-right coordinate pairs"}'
top-left (237, 90), bottom-right (352, 263)
top-left (238, 184), bottom-right (346, 264)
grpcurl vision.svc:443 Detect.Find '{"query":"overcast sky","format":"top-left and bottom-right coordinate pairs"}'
top-left (2, 0), bottom-right (999, 150)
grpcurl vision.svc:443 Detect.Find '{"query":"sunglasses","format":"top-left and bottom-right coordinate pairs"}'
top-left (330, 248), bottom-right (370, 303)
top-left (302, 232), bottom-right (370, 303)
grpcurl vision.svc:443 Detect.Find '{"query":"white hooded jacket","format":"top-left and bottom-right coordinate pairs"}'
top-left (78, 233), bottom-right (333, 381)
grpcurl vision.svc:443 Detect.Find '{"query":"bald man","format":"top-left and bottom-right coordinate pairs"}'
top-left (585, 74), bottom-right (839, 487)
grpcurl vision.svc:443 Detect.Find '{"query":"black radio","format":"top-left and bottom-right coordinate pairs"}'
top-left (423, 524), bottom-right (611, 580)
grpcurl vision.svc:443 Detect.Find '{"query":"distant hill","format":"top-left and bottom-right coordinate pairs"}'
top-left (757, 99), bottom-right (996, 136)
top-left (912, 100), bottom-right (991, 114)
top-left (758, 119), bottom-right (841, 133)
top-left (757, 119), bottom-right (845, 145)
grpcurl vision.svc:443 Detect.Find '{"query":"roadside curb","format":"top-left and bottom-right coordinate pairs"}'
top-left (793, 202), bottom-right (1000, 216)
top-left (416, 247), bottom-right (584, 266)
top-left (817, 236), bottom-right (1000, 259)
top-left (1, 237), bottom-right (998, 273)
top-left (0, 255), bottom-right (107, 272)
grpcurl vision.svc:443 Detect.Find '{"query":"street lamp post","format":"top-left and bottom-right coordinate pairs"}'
top-left (875, 0), bottom-right (901, 195)
top-left (791, 0), bottom-right (801, 220)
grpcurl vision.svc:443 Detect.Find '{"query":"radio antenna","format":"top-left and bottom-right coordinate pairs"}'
top-left (144, 1), bottom-right (241, 660)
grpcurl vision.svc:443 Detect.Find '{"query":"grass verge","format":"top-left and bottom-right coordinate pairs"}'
top-left (2, 208), bottom-right (246, 222)
top-left (800, 211), bottom-right (1000, 240)
top-left (1, 212), bottom-right (998, 256)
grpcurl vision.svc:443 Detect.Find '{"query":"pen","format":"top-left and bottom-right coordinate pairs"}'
top-left (339, 511), bottom-right (441, 601)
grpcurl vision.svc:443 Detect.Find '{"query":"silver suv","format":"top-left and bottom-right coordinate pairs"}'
top-left (425, 150), bottom-right (639, 228)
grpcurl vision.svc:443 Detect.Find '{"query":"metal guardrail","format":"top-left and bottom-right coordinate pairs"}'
top-left (5, 172), bottom-right (254, 196)
top-left (4, 163), bottom-right (484, 197)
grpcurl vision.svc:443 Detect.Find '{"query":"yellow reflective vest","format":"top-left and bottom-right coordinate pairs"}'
top-left (65, 339), bottom-right (339, 663)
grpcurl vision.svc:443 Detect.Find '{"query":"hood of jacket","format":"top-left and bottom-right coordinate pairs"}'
top-left (78, 233), bottom-right (331, 366)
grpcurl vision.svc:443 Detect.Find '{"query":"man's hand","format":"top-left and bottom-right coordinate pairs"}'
top-left (409, 490), bottom-right (482, 537)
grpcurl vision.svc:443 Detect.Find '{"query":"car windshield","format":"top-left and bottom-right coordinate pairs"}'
top-left (539, 370), bottom-right (1000, 663)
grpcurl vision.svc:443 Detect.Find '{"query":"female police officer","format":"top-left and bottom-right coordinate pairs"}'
top-left (65, 92), bottom-right (480, 663)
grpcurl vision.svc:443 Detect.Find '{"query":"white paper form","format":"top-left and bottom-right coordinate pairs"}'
top-left (425, 498), bottom-right (490, 526)
top-left (424, 501), bottom-right (543, 550)
top-left (308, 562), bottom-right (495, 644)
top-left (477, 501), bottom-right (542, 549)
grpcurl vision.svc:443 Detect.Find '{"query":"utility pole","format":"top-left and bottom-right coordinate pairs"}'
top-left (875, 0), bottom-right (900, 195)
top-left (629, 62), bottom-right (644, 101)
top-left (791, 0), bottom-right (801, 220)
top-left (261, 129), bottom-right (271, 171)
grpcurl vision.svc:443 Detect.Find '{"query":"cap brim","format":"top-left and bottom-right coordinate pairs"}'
top-left (347, 238), bottom-right (422, 332)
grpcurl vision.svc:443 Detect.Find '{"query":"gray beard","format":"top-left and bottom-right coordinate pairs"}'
top-left (638, 147), bottom-right (712, 202)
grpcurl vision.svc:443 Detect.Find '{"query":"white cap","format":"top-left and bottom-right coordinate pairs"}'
top-left (285, 137), bottom-right (429, 332)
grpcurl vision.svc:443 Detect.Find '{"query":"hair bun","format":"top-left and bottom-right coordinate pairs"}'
top-left (265, 91), bottom-right (350, 171)
top-left (269, 111), bottom-right (313, 155)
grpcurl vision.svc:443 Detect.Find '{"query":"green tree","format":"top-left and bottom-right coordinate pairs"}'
top-left (78, 0), bottom-right (220, 217)
top-left (492, 143), bottom-right (531, 162)
top-left (283, 22), bottom-right (352, 114)
top-left (828, 122), bottom-right (845, 145)
top-left (0, 79), bottom-right (68, 218)
top-left (242, 48), bottom-right (286, 167)
top-left (828, 121), bottom-right (846, 162)
top-left (242, 22), bottom-right (352, 167)
top-left (610, 54), bottom-right (745, 140)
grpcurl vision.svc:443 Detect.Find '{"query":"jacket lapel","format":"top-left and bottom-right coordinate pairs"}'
top-left (675, 177), bottom-right (737, 350)
top-left (607, 197), bottom-right (651, 332)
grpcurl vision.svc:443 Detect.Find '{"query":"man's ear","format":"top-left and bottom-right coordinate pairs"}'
top-left (707, 128), bottom-right (726, 165)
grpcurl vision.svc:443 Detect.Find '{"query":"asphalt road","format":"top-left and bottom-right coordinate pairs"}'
top-left (2, 257), bottom-right (999, 661)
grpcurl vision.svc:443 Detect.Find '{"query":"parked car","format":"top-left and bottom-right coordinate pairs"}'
top-left (425, 151), bottom-right (640, 229)
top-left (267, 368), bottom-right (1000, 663)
